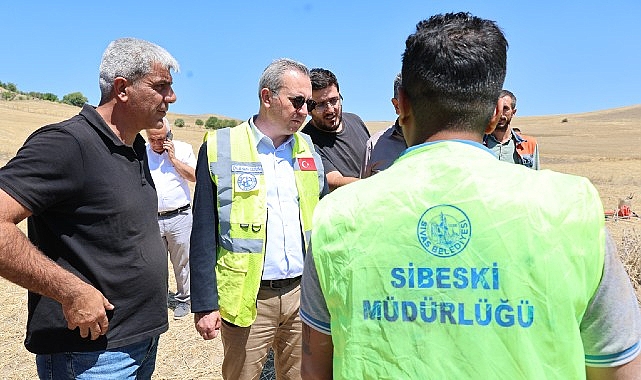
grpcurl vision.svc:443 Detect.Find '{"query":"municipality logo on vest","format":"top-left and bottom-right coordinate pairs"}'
top-left (417, 205), bottom-right (471, 258)
top-left (237, 173), bottom-right (258, 191)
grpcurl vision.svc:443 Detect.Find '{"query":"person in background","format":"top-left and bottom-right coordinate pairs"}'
top-left (0, 37), bottom-right (178, 379)
top-left (301, 68), bottom-right (370, 191)
top-left (360, 72), bottom-right (407, 178)
top-left (300, 13), bottom-right (641, 380)
top-left (483, 89), bottom-right (540, 169)
top-left (146, 117), bottom-right (196, 320)
top-left (190, 58), bottom-right (326, 380)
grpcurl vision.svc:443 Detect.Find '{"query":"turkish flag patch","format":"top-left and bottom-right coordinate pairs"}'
top-left (297, 157), bottom-right (317, 171)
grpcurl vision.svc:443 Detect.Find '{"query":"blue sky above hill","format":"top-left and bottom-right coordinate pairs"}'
top-left (2, 1), bottom-right (640, 121)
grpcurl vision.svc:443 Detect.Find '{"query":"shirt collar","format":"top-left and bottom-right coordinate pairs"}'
top-left (401, 139), bottom-right (496, 158)
top-left (511, 128), bottom-right (527, 143)
top-left (80, 104), bottom-right (146, 153)
top-left (483, 128), bottom-right (527, 145)
top-left (392, 118), bottom-right (404, 137)
top-left (249, 116), bottom-right (294, 151)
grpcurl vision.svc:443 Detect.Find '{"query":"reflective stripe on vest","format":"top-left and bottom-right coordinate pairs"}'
top-left (207, 121), bottom-right (322, 326)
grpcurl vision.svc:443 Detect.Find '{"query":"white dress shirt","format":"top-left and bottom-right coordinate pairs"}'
top-left (249, 119), bottom-right (304, 280)
top-left (146, 140), bottom-right (197, 212)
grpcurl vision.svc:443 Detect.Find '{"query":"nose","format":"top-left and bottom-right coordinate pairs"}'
top-left (165, 86), bottom-right (177, 104)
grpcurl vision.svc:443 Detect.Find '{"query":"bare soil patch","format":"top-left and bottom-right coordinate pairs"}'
top-left (0, 99), bottom-right (639, 379)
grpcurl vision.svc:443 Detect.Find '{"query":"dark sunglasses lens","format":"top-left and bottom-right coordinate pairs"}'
top-left (306, 99), bottom-right (316, 112)
top-left (290, 96), bottom-right (305, 109)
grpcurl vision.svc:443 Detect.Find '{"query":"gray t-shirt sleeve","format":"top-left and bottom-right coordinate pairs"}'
top-left (581, 230), bottom-right (641, 367)
top-left (300, 243), bottom-right (332, 335)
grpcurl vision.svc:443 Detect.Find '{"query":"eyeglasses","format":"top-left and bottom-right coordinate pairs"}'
top-left (307, 95), bottom-right (342, 113)
top-left (272, 90), bottom-right (314, 112)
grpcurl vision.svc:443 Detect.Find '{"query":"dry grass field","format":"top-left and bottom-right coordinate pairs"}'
top-left (0, 98), bottom-right (639, 379)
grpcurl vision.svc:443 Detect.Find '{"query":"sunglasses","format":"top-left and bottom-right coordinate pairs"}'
top-left (272, 90), bottom-right (314, 112)
top-left (288, 95), bottom-right (316, 112)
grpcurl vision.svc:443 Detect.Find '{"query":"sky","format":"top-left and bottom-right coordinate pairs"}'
top-left (2, 1), bottom-right (641, 122)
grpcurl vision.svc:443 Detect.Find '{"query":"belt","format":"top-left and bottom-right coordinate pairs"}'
top-left (260, 276), bottom-right (301, 289)
top-left (158, 204), bottom-right (190, 217)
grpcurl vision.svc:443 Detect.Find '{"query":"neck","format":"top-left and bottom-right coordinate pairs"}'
top-left (425, 130), bottom-right (483, 144)
top-left (312, 119), bottom-right (342, 134)
top-left (96, 102), bottom-right (137, 146)
top-left (254, 115), bottom-right (289, 147)
top-left (492, 126), bottom-right (511, 143)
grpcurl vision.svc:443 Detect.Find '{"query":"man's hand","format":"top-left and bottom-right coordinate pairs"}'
top-left (62, 284), bottom-right (114, 340)
top-left (163, 140), bottom-right (176, 162)
top-left (163, 139), bottom-right (196, 182)
top-left (0, 189), bottom-right (114, 341)
top-left (194, 310), bottom-right (222, 340)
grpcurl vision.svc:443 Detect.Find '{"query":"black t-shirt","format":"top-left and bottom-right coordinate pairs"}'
top-left (300, 112), bottom-right (370, 178)
top-left (0, 105), bottom-right (168, 354)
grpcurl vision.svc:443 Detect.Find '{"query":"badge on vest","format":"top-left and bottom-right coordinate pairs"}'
top-left (417, 204), bottom-right (471, 258)
top-left (232, 164), bottom-right (262, 192)
top-left (297, 157), bottom-right (317, 171)
top-left (236, 173), bottom-right (258, 192)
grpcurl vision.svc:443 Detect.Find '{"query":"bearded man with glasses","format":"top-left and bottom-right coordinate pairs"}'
top-left (301, 68), bottom-right (370, 191)
top-left (190, 58), bottom-right (327, 380)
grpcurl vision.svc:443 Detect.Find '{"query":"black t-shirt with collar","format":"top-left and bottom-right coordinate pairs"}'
top-left (0, 105), bottom-right (168, 354)
top-left (300, 112), bottom-right (370, 178)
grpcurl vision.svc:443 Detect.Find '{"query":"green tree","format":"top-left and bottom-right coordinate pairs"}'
top-left (195, 119), bottom-right (204, 126)
top-left (174, 118), bottom-right (185, 128)
top-left (62, 92), bottom-right (88, 107)
top-left (43, 93), bottom-right (59, 102)
top-left (5, 82), bottom-right (17, 92)
top-left (205, 116), bottom-right (219, 129)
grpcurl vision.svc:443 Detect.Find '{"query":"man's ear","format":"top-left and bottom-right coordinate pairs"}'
top-left (397, 88), bottom-right (415, 145)
top-left (391, 98), bottom-right (400, 115)
top-left (260, 88), bottom-right (273, 108)
top-left (485, 97), bottom-right (504, 134)
top-left (114, 77), bottom-right (128, 102)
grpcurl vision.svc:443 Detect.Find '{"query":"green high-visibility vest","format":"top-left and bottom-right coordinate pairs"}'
top-left (207, 121), bottom-right (323, 327)
top-left (312, 140), bottom-right (604, 379)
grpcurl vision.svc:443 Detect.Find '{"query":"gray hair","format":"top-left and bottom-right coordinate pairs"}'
top-left (99, 38), bottom-right (179, 104)
top-left (393, 72), bottom-right (402, 99)
top-left (258, 58), bottom-right (309, 99)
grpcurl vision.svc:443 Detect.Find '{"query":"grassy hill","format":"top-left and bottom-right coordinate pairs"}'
top-left (0, 96), bottom-right (639, 379)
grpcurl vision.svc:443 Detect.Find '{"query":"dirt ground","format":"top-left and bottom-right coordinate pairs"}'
top-left (0, 99), bottom-right (639, 379)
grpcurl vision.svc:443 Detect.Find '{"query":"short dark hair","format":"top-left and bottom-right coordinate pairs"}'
top-left (402, 12), bottom-right (508, 135)
top-left (499, 89), bottom-right (517, 109)
top-left (393, 73), bottom-right (402, 99)
top-left (310, 68), bottom-right (340, 92)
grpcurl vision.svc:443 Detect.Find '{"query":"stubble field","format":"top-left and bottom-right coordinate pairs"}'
top-left (0, 99), bottom-right (639, 379)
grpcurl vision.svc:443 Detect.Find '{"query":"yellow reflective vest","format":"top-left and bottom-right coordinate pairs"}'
top-left (312, 140), bottom-right (605, 379)
top-left (207, 121), bottom-right (323, 327)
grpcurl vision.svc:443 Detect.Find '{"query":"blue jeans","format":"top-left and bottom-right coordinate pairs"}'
top-left (36, 336), bottom-right (159, 380)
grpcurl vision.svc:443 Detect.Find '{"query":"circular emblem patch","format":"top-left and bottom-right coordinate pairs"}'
top-left (417, 204), bottom-right (471, 258)
top-left (237, 173), bottom-right (258, 191)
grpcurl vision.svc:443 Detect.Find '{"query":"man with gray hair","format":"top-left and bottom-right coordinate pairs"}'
top-left (190, 58), bottom-right (326, 379)
top-left (360, 72), bottom-right (408, 178)
top-left (0, 37), bottom-right (178, 378)
top-left (146, 117), bottom-right (196, 320)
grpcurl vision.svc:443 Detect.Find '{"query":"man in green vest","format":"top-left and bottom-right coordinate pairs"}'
top-left (190, 58), bottom-right (326, 380)
top-left (300, 13), bottom-right (641, 380)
